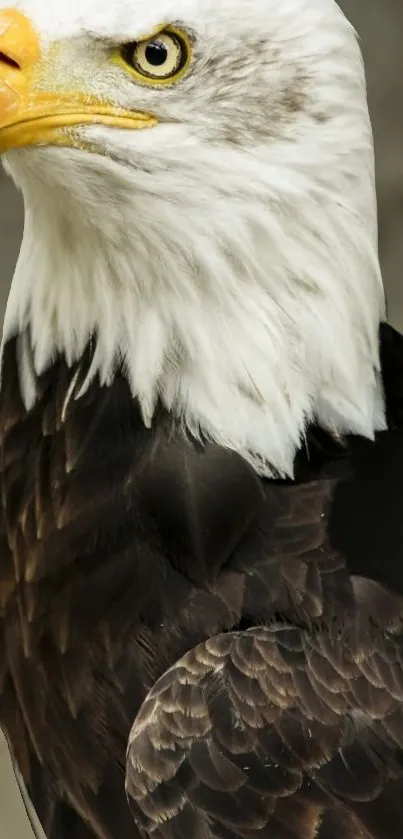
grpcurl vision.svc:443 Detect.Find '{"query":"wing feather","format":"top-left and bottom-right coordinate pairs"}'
top-left (127, 618), bottom-right (403, 839)
top-left (1, 325), bottom-right (403, 838)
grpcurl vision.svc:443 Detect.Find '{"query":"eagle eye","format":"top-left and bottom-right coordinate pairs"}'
top-left (120, 28), bottom-right (191, 85)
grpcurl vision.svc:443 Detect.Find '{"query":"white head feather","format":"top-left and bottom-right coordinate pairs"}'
top-left (1, 0), bottom-right (385, 476)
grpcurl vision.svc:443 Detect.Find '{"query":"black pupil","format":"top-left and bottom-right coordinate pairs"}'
top-left (145, 41), bottom-right (168, 66)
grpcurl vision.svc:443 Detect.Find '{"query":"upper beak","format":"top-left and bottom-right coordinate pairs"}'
top-left (0, 8), bottom-right (156, 153)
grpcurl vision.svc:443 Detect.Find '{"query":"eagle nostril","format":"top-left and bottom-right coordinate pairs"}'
top-left (0, 50), bottom-right (20, 70)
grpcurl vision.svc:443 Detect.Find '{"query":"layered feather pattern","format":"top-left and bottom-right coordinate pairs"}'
top-left (1, 324), bottom-right (403, 838)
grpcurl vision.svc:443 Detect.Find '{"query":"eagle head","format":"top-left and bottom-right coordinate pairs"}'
top-left (0, 0), bottom-right (385, 475)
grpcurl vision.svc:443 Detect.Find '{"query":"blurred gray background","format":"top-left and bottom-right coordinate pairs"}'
top-left (0, 1), bottom-right (402, 837)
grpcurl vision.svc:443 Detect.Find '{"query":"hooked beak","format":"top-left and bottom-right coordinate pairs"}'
top-left (0, 8), bottom-right (156, 153)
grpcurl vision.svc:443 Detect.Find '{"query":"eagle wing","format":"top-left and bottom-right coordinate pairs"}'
top-left (2, 326), bottom-right (403, 839)
top-left (0, 338), bottom-right (354, 839)
top-left (126, 582), bottom-right (403, 839)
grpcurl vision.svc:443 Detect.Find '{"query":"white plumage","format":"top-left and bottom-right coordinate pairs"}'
top-left (2, 0), bottom-right (385, 475)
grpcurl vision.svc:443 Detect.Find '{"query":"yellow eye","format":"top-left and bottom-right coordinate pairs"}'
top-left (121, 29), bottom-right (191, 85)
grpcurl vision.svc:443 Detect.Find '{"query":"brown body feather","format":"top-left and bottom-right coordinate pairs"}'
top-left (1, 324), bottom-right (403, 839)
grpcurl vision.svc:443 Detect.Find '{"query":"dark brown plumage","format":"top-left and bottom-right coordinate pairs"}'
top-left (1, 323), bottom-right (403, 839)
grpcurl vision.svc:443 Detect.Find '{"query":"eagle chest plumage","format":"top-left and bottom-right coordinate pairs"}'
top-left (1, 325), bottom-right (403, 839)
top-left (0, 334), bottom-right (261, 837)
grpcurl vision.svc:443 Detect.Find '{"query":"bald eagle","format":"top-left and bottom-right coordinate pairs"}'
top-left (1, 0), bottom-right (403, 838)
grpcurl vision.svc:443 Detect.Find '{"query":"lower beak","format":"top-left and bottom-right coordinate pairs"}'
top-left (0, 8), bottom-right (156, 154)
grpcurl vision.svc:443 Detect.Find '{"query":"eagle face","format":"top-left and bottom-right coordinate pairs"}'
top-left (0, 0), bottom-right (385, 476)
top-left (0, 0), bottom-right (368, 157)
top-left (0, 0), bottom-right (374, 209)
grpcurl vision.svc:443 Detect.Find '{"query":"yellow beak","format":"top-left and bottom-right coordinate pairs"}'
top-left (0, 8), bottom-right (156, 153)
